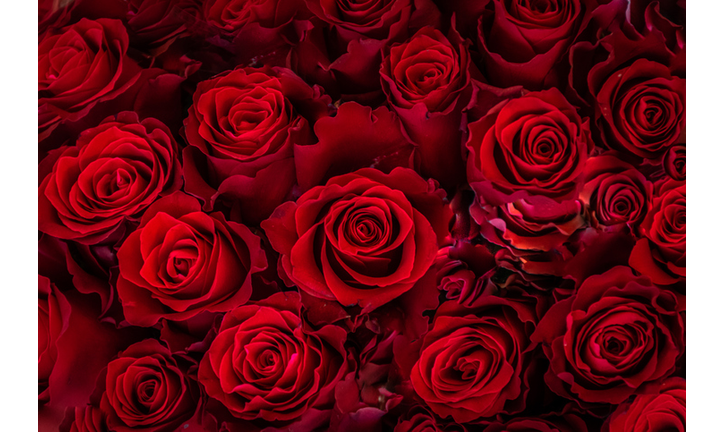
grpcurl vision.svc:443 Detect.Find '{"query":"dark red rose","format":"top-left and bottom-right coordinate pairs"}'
top-left (628, 0), bottom-right (685, 53)
top-left (203, 0), bottom-right (303, 32)
top-left (466, 88), bottom-right (593, 205)
top-left (471, 0), bottom-right (605, 89)
top-left (182, 65), bottom-right (326, 224)
top-left (580, 155), bottom-right (653, 232)
top-left (380, 23), bottom-right (473, 190)
top-left (603, 377), bottom-right (685, 432)
top-left (532, 266), bottom-right (684, 405)
top-left (594, 58), bottom-right (685, 160)
top-left (435, 240), bottom-right (497, 306)
top-left (39, 275), bottom-right (71, 403)
top-left (410, 297), bottom-right (537, 422)
top-left (262, 168), bottom-right (451, 312)
top-left (98, 339), bottom-right (199, 431)
top-left (394, 406), bottom-right (467, 432)
top-left (116, 192), bottom-right (267, 326)
top-left (629, 180), bottom-right (685, 285)
top-left (292, 0), bottom-right (440, 100)
top-left (198, 292), bottom-right (349, 422)
top-left (39, 18), bottom-right (139, 140)
top-left (125, 0), bottom-right (199, 53)
top-left (663, 145), bottom-right (685, 181)
top-left (39, 0), bottom-right (76, 34)
top-left (483, 411), bottom-right (589, 432)
top-left (38, 111), bottom-right (182, 244)
top-left (60, 406), bottom-right (109, 432)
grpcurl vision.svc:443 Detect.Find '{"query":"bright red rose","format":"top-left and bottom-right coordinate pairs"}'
top-left (182, 65), bottom-right (326, 224)
top-left (198, 292), bottom-right (349, 422)
top-left (39, 275), bottom-right (71, 404)
top-left (380, 23), bottom-right (473, 190)
top-left (630, 180), bottom-right (685, 285)
top-left (580, 155), bottom-right (653, 232)
top-left (262, 167), bottom-right (451, 312)
top-left (38, 18), bottom-right (139, 140)
top-left (116, 192), bottom-right (267, 326)
top-left (59, 406), bottom-right (109, 432)
top-left (38, 112), bottom-right (182, 244)
top-left (98, 339), bottom-right (199, 431)
top-left (410, 297), bottom-right (537, 422)
top-left (532, 266), bottom-right (684, 405)
top-left (603, 378), bottom-right (686, 432)
top-left (466, 88), bottom-right (593, 205)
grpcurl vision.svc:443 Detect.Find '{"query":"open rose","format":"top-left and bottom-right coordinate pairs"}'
top-left (380, 24), bottom-right (473, 190)
top-left (603, 378), bottom-right (686, 432)
top-left (466, 88), bottom-right (593, 205)
top-left (262, 168), bottom-right (451, 312)
top-left (182, 65), bottom-right (324, 224)
top-left (39, 18), bottom-right (138, 140)
top-left (410, 297), bottom-right (537, 422)
top-left (116, 192), bottom-right (267, 326)
top-left (580, 155), bottom-right (653, 232)
top-left (532, 266), bottom-right (684, 405)
top-left (39, 275), bottom-right (70, 404)
top-left (38, 112), bottom-right (181, 244)
top-left (630, 180), bottom-right (685, 285)
top-left (198, 292), bottom-right (349, 422)
top-left (97, 339), bottom-right (198, 431)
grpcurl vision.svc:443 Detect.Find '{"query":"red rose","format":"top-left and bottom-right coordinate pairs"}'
top-left (38, 111), bottom-right (182, 244)
top-left (466, 88), bottom-right (592, 205)
top-left (435, 240), bottom-right (497, 306)
top-left (39, 0), bottom-right (76, 35)
top-left (603, 378), bottom-right (685, 432)
top-left (628, 0), bottom-right (685, 53)
top-left (630, 180), bottom-right (685, 285)
top-left (98, 339), bottom-right (199, 431)
top-left (60, 406), bottom-right (109, 432)
top-left (532, 266), bottom-right (684, 405)
top-left (116, 192), bottom-right (267, 326)
top-left (580, 155), bottom-right (653, 232)
top-left (482, 412), bottom-right (589, 432)
top-left (198, 292), bottom-right (349, 422)
top-left (203, 0), bottom-right (303, 33)
top-left (594, 58), bottom-right (685, 160)
top-left (182, 66), bottom-right (325, 224)
top-left (663, 145), bottom-right (686, 181)
top-left (410, 297), bottom-right (537, 422)
top-left (380, 23), bottom-right (473, 190)
top-left (125, 0), bottom-right (199, 53)
top-left (473, 0), bottom-right (601, 89)
top-left (39, 18), bottom-right (139, 140)
top-left (39, 275), bottom-right (71, 403)
top-left (262, 168), bottom-right (450, 312)
top-left (394, 406), bottom-right (467, 432)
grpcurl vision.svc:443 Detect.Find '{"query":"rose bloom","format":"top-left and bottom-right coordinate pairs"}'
top-left (394, 406), bottom-right (467, 432)
top-left (411, 297), bottom-right (537, 422)
top-left (664, 145), bottom-right (686, 181)
top-left (39, 18), bottom-right (138, 140)
top-left (116, 192), bottom-right (267, 326)
top-left (183, 65), bottom-right (322, 224)
top-left (580, 155), bottom-right (653, 232)
top-left (198, 292), bottom-right (349, 422)
top-left (98, 339), bottom-right (198, 431)
top-left (38, 275), bottom-right (70, 403)
top-left (262, 167), bottom-right (451, 312)
top-left (603, 378), bottom-right (686, 432)
top-left (466, 88), bottom-right (593, 205)
top-left (532, 266), bottom-right (684, 405)
top-left (630, 180), bottom-right (685, 285)
top-left (59, 406), bottom-right (109, 432)
top-left (38, 111), bottom-right (181, 244)
top-left (125, 0), bottom-right (199, 53)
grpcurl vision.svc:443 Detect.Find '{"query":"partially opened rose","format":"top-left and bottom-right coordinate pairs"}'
top-left (198, 292), bottom-right (349, 422)
top-left (630, 180), bottom-right (685, 285)
top-left (410, 297), bottom-right (537, 422)
top-left (39, 18), bottom-right (138, 140)
top-left (532, 266), bottom-right (684, 405)
top-left (466, 88), bottom-right (593, 205)
top-left (116, 192), bottom-right (267, 326)
top-left (262, 167), bottom-right (451, 312)
top-left (39, 111), bottom-right (182, 244)
top-left (98, 339), bottom-right (198, 431)
top-left (603, 378), bottom-right (686, 432)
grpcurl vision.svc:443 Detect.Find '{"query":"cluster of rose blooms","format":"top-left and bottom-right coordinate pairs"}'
top-left (38, 0), bottom-right (685, 431)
